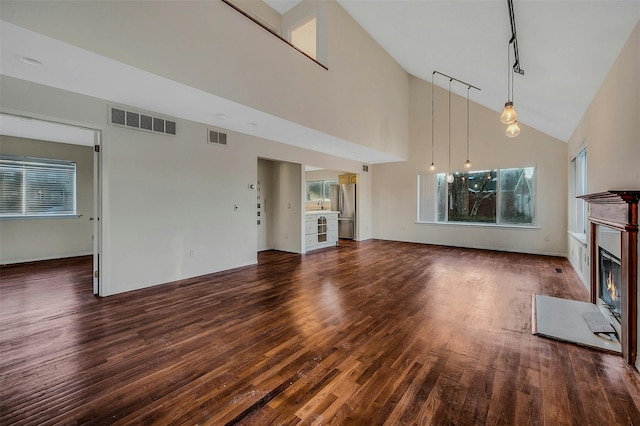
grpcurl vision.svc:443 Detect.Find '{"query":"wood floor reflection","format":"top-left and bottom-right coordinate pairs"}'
top-left (1, 240), bottom-right (639, 425)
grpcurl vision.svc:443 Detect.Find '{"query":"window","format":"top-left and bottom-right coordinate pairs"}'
top-left (418, 166), bottom-right (536, 226)
top-left (306, 179), bottom-right (337, 202)
top-left (290, 16), bottom-right (317, 60)
top-left (0, 156), bottom-right (76, 218)
top-left (571, 149), bottom-right (587, 233)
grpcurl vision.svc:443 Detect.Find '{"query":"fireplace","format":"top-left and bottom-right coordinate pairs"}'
top-left (599, 247), bottom-right (622, 323)
top-left (579, 191), bottom-right (639, 365)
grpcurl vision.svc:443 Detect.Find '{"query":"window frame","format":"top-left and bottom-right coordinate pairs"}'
top-left (305, 178), bottom-right (338, 203)
top-left (0, 155), bottom-right (78, 219)
top-left (570, 148), bottom-right (587, 234)
top-left (417, 165), bottom-right (537, 227)
top-left (289, 15), bottom-right (318, 60)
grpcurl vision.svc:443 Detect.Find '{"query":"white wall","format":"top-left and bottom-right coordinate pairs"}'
top-left (0, 0), bottom-right (409, 160)
top-left (271, 161), bottom-right (303, 253)
top-left (305, 169), bottom-right (340, 181)
top-left (566, 22), bottom-right (640, 369)
top-left (230, 0), bottom-right (283, 35)
top-left (372, 75), bottom-right (568, 255)
top-left (1, 75), bottom-right (370, 295)
top-left (0, 136), bottom-right (93, 263)
top-left (257, 158), bottom-right (273, 251)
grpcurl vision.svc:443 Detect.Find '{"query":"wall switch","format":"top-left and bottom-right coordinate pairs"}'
top-left (189, 249), bottom-right (195, 257)
top-left (234, 204), bottom-right (239, 211)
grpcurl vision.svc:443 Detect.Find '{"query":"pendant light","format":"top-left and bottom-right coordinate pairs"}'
top-left (464, 86), bottom-right (472, 170)
top-left (501, 0), bottom-right (524, 137)
top-left (429, 72), bottom-right (436, 172)
top-left (446, 78), bottom-right (454, 184)
top-left (506, 121), bottom-right (521, 138)
top-left (500, 42), bottom-right (518, 125)
top-left (504, 44), bottom-right (521, 138)
top-left (431, 71), bottom-right (481, 179)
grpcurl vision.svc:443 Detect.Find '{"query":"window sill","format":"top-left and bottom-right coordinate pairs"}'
top-left (568, 231), bottom-right (588, 245)
top-left (415, 221), bottom-right (539, 230)
top-left (1, 215), bottom-right (82, 220)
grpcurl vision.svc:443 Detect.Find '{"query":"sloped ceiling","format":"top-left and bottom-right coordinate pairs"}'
top-left (339, 1), bottom-right (639, 142)
top-left (269, 0), bottom-right (639, 142)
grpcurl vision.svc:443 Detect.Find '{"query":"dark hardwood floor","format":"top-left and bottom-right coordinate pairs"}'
top-left (1, 240), bottom-right (639, 425)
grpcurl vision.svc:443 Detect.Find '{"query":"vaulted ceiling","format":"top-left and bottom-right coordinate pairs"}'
top-left (281, 0), bottom-right (640, 142)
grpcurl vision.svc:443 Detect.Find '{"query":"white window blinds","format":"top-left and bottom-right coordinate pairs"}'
top-left (0, 156), bottom-right (77, 217)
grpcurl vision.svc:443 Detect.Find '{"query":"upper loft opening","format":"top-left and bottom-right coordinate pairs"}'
top-left (223, 0), bottom-right (328, 68)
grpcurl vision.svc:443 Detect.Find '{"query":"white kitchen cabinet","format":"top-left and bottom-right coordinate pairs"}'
top-left (305, 212), bottom-right (339, 251)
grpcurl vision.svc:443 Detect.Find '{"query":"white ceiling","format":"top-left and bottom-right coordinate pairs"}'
top-left (268, 0), bottom-right (639, 142)
top-left (336, 0), bottom-right (639, 142)
top-left (264, 0), bottom-right (303, 14)
top-left (0, 113), bottom-right (95, 146)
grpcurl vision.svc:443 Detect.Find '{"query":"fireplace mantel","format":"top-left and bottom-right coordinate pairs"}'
top-left (578, 190), bottom-right (639, 365)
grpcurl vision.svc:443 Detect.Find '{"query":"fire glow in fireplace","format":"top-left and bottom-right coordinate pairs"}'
top-left (599, 247), bottom-right (622, 323)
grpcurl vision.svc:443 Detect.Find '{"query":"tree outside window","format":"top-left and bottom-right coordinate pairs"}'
top-left (448, 170), bottom-right (497, 223)
top-left (421, 166), bottom-right (536, 226)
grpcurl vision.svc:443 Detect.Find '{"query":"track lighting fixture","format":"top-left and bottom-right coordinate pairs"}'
top-left (430, 71), bottom-right (480, 179)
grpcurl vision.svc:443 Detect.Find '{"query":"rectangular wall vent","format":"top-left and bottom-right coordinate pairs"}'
top-left (110, 107), bottom-right (176, 136)
top-left (208, 129), bottom-right (228, 145)
top-left (362, 165), bottom-right (369, 172)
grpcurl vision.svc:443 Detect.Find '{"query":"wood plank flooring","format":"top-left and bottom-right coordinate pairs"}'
top-left (1, 240), bottom-right (639, 425)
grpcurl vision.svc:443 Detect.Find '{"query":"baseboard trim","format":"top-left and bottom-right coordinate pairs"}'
top-left (1, 252), bottom-right (93, 266)
top-left (375, 238), bottom-right (567, 257)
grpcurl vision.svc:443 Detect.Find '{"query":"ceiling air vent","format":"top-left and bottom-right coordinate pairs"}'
top-left (110, 107), bottom-right (176, 136)
top-left (208, 129), bottom-right (228, 145)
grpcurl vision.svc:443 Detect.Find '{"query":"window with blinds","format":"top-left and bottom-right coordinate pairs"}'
top-left (0, 156), bottom-right (77, 218)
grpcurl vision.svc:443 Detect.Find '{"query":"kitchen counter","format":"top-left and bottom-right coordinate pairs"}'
top-left (305, 211), bottom-right (339, 251)
top-left (305, 210), bottom-right (340, 214)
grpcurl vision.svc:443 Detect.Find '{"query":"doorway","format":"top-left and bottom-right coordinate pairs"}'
top-left (0, 113), bottom-right (101, 295)
top-left (257, 158), bottom-right (304, 254)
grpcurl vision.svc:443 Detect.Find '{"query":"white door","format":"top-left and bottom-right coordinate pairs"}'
top-left (92, 132), bottom-right (101, 295)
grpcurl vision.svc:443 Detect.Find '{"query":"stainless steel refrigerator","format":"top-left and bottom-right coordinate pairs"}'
top-left (330, 183), bottom-right (356, 239)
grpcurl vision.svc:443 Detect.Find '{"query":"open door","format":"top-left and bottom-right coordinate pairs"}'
top-left (92, 131), bottom-right (101, 295)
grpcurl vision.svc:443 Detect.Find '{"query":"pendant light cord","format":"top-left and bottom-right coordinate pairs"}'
top-left (431, 72), bottom-right (435, 164)
top-left (466, 86), bottom-right (470, 160)
top-left (448, 78), bottom-right (452, 174)
top-left (507, 43), bottom-right (512, 102)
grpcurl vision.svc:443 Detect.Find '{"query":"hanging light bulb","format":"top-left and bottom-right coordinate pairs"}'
top-left (429, 72), bottom-right (436, 173)
top-left (464, 86), bottom-right (472, 171)
top-left (500, 39), bottom-right (519, 129)
top-left (446, 173), bottom-right (455, 183)
top-left (506, 121), bottom-right (521, 138)
top-left (500, 101), bottom-right (517, 124)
